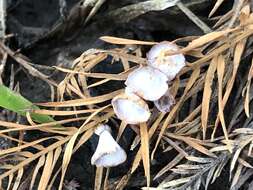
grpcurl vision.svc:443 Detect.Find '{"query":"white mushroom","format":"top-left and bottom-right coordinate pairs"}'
top-left (125, 66), bottom-right (168, 101)
top-left (112, 89), bottom-right (151, 124)
top-left (91, 124), bottom-right (127, 167)
top-left (147, 41), bottom-right (186, 81)
top-left (154, 89), bottom-right (175, 113)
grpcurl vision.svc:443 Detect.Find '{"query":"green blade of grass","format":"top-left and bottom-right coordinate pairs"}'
top-left (0, 84), bottom-right (56, 124)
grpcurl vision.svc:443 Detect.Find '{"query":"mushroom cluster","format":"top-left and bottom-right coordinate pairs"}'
top-left (112, 41), bottom-right (186, 124)
top-left (91, 42), bottom-right (185, 168)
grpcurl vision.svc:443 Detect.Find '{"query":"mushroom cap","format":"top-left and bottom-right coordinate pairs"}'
top-left (154, 89), bottom-right (175, 113)
top-left (112, 90), bottom-right (151, 124)
top-left (125, 66), bottom-right (168, 101)
top-left (91, 130), bottom-right (127, 167)
top-left (147, 41), bottom-right (185, 81)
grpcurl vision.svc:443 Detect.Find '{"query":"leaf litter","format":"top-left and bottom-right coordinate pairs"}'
top-left (1, 1), bottom-right (253, 189)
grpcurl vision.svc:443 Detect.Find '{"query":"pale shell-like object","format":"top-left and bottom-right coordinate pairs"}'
top-left (154, 89), bottom-right (175, 113)
top-left (112, 90), bottom-right (151, 124)
top-left (91, 124), bottom-right (127, 167)
top-left (147, 41), bottom-right (186, 80)
top-left (125, 66), bottom-right (168, 101)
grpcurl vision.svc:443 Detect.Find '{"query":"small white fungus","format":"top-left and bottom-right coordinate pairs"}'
top-left (112, 91), bottom-right (151, 124)
top-left (147, 41), bottom-right (185, 80)
top-left (91, 124), bottom-right (127, 167)
top-left (125, 66), bottom-right (168, 101)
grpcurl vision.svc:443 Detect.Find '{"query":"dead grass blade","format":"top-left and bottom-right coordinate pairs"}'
top-left (131, 114), bottom-right (165, 173)
top-left (37, 90), bottom-right (122, 107)
top-left (186, 156), bottom-right (213, 163)
top-left (100, 36), bottom-right (157, 45)
top-left (84, 0), bottom-right (107, 24)
top-left (59, 134), bottom-right (81, 190)
top-left (31, 108), bottom-right (100, 116)
top-left (140, 123), bottom-right (150, 187)
top-left (201, 56), bottom-right (217, 139)
top-left (191, 29), bottom-right (253, 69)
top-left (167, 134), bottom-right (217, 158)
top-left (238, 158), bottom-right (253, 169)
top-left (163, 137), bottom-right (188, 156)
top-left (7, 174), bottom-right (13, 190)
top-left (221, 5), bottom-right (250, 121)
top-left (54, 66), bottom-right (130, 80)
top-left (244, 81), bottom-right (251, 117)
top-left (231, 163), bottom-right (243, 189)
top-left (73, 129), bottom-right (94, 152)
top-left (37, 151), bottom-right (53, 190)
top-left (30, 155), bottom-right (45, 190)
top-left (230, 136), bottom-right (253, 174)
top-left (0, 137), bottom-right (52, 156)
top-left (103, 168), bottom-right (110, 190)
top-left (209, 0), bottom-right (226, 17)
top-left (162, 176), bottom-right (192, 188)
top-left (12, 168), bottom-right (23, 190)
top-left (115, 171), bottom-right (131, 190)
top-left (95, 167), bottom-right (103, 190)
top-left (213, 10), bottom-right (233, 28)
top-left (214, 55), bottom-right (228, 141)
top-left (244, 57), bottom-right (253, 117)
top-left (155, 153), bottom-right (185, 180)
top-left (176, 1), bottom-right (212, 34)
top-left (116, 121), bottom-right (127, 141)
top-left (221, 38), bottom-right (247, 122)
top-left (179, 29), bottom-right (236, 53)
top-left (205, 164), bottom-right (217, 190)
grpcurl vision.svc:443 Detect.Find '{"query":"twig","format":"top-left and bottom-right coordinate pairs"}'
top-left (0, 0), bottom-right (6, 39)
top-left (228, 0), bottom-right (245, 28)
top-left (0, 42), bottom-right (58, 87)
top-left (107, 0), bottom-right (179, 23)
top-left (84, 0), bottom-right (107, 25)
top-left (0, 0), bottom-right (7, 84)
top-left (0, 49), bottom-right (7, 84)
top-left (176, 1), bottom-right (212, 34)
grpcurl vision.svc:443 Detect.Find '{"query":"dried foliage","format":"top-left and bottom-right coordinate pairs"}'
top-left (0, 0), bottom-right (253, 190)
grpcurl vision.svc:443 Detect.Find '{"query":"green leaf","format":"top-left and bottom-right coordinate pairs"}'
top-left (0, 84), bottom-right (56, 124)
